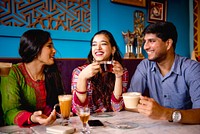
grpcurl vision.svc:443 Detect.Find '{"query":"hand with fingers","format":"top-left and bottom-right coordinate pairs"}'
top-left (30, 109), bottom-right (57, 125)
top-left (137, 96), bottom-right (168, 120)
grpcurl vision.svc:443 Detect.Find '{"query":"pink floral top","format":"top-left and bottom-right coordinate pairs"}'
top-left (71, 64), bottom-right (129, 114)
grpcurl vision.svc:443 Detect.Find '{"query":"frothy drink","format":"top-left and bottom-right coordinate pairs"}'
top-left (0, 62), bottom-right (12, 76)
top-left (100, 61), bottom-right (113, 72)
top-left (122, 92), bottom-right (141, 110)
top-left (58, 95), bottom-right (72, 119)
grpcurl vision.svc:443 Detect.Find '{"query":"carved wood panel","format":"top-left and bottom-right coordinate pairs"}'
top-left (0, 0), bottom-right (91, 32)
top-left (193, 0), bottom-right (200, 61)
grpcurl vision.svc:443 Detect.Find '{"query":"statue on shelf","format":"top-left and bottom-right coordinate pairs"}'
top-left (134, 10), bottom-right (145, 59)
top-left (122, 10), bottom-right (145, 59)
top-left (122, 30), bottom-right (136, 59)
top-left (136, 35), bottom-right (144, 59)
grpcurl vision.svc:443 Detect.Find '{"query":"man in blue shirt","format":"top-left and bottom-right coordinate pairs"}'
top-left (128, 22), bottom-right (200, 124)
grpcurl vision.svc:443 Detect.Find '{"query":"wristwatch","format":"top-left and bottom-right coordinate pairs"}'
top-left (171, 110), bottom-right (182, 122)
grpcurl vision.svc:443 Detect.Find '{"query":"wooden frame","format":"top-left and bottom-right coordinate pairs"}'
top-left (148, 0), bottom-right (167, 23)
top-left (193, 0), bottom-right (200, 61)
top-left (111, 0), bottom-right (146, 7)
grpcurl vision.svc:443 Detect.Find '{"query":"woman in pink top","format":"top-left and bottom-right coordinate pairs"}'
top-left (71, 30), bottom-right (129, 114)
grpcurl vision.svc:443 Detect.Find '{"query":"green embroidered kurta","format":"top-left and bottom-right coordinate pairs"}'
top-left (1, 63), bottom-right (49, 126)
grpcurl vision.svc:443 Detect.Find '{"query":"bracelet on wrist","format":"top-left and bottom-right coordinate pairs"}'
top-left (75, 89), bottom-right (87, 94)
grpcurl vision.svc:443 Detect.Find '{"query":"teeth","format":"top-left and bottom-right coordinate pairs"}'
top-left (95, 52), bottom-right (103, 55)
top-left (146, 51), bottom-right (153, 54)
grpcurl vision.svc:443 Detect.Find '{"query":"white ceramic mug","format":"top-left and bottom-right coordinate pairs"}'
top-left (122, 92), bottom-right (141, 110)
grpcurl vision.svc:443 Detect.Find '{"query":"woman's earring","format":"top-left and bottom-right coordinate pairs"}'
top-left (93, 58), bottom-right (96, 62)
top-left (111, 53), bottom-right (114, 61)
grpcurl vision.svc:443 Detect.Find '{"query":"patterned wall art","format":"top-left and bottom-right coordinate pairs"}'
top-left (193, 0), bottom-right (200, 61)
top-left (0, 0), bottom-right (98, 41)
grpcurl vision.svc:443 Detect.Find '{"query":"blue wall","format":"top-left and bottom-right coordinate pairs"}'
top-left (0, 0), bottom-right (190, 58)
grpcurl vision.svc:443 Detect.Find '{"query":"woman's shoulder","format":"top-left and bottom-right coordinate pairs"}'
top-left (11, 63), bottom-right (24, 71)
top-left (9, 63), bottom-right (25, 77)
top-left (72, 64), bottom-right (88, 72)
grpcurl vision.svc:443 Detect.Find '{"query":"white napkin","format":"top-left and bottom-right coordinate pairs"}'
top-left (46, 125), bottom-right (75, 134)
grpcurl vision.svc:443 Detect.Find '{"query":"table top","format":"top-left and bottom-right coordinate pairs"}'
top-left (0, 111), bottom-right (200, 134)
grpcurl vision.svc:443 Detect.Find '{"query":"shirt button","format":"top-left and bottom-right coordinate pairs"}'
top-left (164, 95), bottom-right (167, 98)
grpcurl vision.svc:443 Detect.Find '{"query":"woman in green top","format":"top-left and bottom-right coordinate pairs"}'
top-left (1, 29), bottom-right (64, 127)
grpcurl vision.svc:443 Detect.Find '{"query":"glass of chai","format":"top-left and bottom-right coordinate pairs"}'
top-left (76, 106), bottom-right (90, 134)
top-left (54, 94), bottom-right (72, 126)
top-left (99, 61), bottom-right (113, 73)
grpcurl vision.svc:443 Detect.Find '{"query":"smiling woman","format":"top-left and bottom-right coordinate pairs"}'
top-left (71, 30), bottom-right (129, 115)
top-left (0, 29), bottom-right (64, 127)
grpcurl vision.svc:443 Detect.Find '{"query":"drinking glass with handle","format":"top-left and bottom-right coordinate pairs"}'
top-left (54, 94), bottom-right (72, 126)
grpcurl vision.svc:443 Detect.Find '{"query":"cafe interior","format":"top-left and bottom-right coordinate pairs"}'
top-left (0, 0), bottom-right (200, 133)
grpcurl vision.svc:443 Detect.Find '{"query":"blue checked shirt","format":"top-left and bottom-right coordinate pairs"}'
top-left (128, 54), bottom-right (200, 109)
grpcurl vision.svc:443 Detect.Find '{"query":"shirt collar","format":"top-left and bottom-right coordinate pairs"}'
top-left (150, 54), bottom-right (181, 75)
top-left (171, 54), bottom-right (181, 75)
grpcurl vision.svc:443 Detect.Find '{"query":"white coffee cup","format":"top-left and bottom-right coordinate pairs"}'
top-left (122, 92), bottom-right (141, 110)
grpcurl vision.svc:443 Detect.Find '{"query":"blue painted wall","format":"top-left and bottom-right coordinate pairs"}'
top-left (0, 0), bottom-right (190, 58)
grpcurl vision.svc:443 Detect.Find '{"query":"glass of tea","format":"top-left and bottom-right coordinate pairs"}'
top-left (54, 94), bottom-right (72, 126)
top-left (99, 61), bottom-right (113, 73)
top-left (76, 106), bottom-right (90, 134)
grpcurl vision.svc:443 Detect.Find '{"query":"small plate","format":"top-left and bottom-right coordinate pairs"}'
top-left (91, 113), bottom-right (114, 118)
top-left (105, 121), bottom-right (139, 129)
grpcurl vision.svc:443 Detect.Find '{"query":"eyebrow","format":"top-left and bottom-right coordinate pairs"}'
top-left (48, 42), bottom-right (53, 44)
top-left (93, 40), bottom-right (108, 43)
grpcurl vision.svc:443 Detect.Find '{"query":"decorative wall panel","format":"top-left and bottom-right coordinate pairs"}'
top-left (193, 0), bottom-right (200, 61)
top-left (0, 0), bottom-right (98, 41)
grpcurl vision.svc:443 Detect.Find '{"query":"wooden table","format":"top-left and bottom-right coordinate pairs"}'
top-left (0, 111), bottom-right (200, 134)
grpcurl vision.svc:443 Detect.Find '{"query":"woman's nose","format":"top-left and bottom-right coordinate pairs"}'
top-left (96, 44), bottom-right (102, 49)
top-left (53, 47), bottom-right (56, 53)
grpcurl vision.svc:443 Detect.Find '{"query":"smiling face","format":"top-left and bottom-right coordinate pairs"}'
top-left (92, 34), bottom-right (116, 62)
top-left (143, 33), bottom-right (169, 62)
top-left (37, 38), bottom-right (56, 65)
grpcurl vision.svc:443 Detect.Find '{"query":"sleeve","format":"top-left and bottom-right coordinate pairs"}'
top-left (186, 61), bottom-right (200, 108)
top-left (71, 66), bottom-right (88, 114)
top-left (127, 60), bottom-right (148, 94)
top-left (1, 66), bottom-right (34, 127)
top-left (111, 68), bottom-right (129, 111)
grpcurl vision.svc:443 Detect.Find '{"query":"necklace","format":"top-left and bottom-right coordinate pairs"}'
top-left (24, 63), bottom-right (44, 82)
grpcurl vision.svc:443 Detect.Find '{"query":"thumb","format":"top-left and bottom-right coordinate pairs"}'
top-left (50, 109), bottom-right (56, 116)
top-left (33, 110), bottom-right (42, 116)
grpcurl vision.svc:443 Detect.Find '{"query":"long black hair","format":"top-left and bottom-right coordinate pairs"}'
top-left (19, 29), bottom-right (64, 108)
top-left (87, 30), bottom-right (123, 111)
